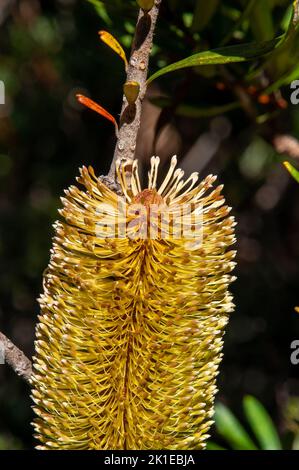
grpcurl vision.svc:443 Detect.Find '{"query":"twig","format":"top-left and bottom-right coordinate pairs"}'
top-left (108, 0), bottom-right (162, 179)
top-left (0, 331), bottom-right (32, 384)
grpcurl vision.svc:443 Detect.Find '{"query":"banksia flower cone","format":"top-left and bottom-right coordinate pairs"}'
top-left (31, 156), bottom-right (236, 450)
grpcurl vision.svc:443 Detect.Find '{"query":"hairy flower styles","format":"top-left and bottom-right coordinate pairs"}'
top-left (31, 156), bottom-right (236, 450)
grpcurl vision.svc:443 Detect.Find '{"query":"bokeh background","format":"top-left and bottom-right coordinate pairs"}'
top-left (0, 0), bottom-right (299, 449)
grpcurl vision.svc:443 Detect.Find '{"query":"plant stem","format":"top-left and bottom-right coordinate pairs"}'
top-left (108, 0), bottom-right (162, 179)
top-left (0, 331), bottom-right (32, 384)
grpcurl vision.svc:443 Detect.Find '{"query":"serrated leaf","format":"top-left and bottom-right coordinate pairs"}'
top-left (283, 161), bottom-right (299, 183)
top-left (243, 395), bottom-right (282, 450)
top-left (147, 37), bottom-right (282, 84)
top-left (214, 402), bottom-right (258, 450)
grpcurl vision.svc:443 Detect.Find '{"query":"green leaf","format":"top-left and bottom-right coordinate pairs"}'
top-left (214, 402), bottom-right (258, 450)
top-left (259, 0), bottom-right (299, 79)
top-left (206, 441), bottom-right (227, 450)
top-left (249, 0), bottom-right (274, 42)
top-left (147, 36), bottom-right (282, 84)
top-left (264, 63), bottom-right (299, 94)
top-left (281, 4), bottom-right (295, 32)
top-left (86, 0), bottom-right (112, 25)
top-left (220, 0), bottom-right (258, 46)
top-left (150, 97), bottom-right (240, 118)
top-left (243, 396), bottom-right (282, 450)
top-left (283, 161), bottom-right (299, 183)
top-left (191, 0), bottom-right (219, 33)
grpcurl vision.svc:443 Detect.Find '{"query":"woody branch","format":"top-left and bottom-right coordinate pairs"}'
top-left (107, 0), bottom-right (162, 179)
top-left (0, 331), bottom-right (32, 384)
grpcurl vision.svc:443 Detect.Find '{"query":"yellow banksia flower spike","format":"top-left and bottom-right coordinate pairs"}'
top-left (31, 156), bottom-right (236, 450)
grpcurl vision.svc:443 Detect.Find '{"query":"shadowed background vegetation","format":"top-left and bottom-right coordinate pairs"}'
top-left (0, 0), bottom-right (299, 449)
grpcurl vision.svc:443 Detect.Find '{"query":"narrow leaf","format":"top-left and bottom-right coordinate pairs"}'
top-left (243, 0), bottom-right (299, 82)
top-left (147, 37), bottom-right (281, 84)
top-left (249, 0), bottom-right (274, 42)
top-left (206, 441), bottom-right (227, 450)
top-left (259, 0), bottom-right (299, 79)
top-left (76, 94), bottom-right (118, 131)
top-left (220, 0), bottom-right (258, 46)
top-left (150, 96), bottom-right (240, 117)
top-left (283, 161), bottom-right (299, 183)
top-left (214, 402), bottom-right (258, 450)
top-left (99, 30), bottom-right (128, 67)
top-left (243, 395), bottom-right (282, 450)
top-left (264, 63), bottom-right (299, 94)
top-left (86, 0), bottom-right (112, 26)
top-left (191, 0), bottom-right (219, 33)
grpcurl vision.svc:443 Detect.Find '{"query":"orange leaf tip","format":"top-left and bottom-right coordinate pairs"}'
top-left (76, 94), bottom-right (118, 132)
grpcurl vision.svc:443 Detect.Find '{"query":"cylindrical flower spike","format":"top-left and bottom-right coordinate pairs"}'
top-left (31, 156), bottom-right (236, 450)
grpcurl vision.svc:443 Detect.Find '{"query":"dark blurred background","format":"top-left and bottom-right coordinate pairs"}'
top-left (0, 0), bottom-right (299, 449)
